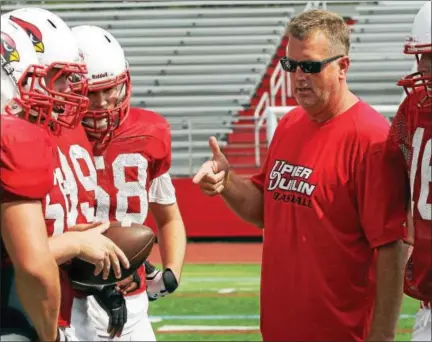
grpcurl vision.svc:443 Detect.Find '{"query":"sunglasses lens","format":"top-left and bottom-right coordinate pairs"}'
top-left (300, 62), bottom-right (321, 74)
top-left (281, 59), bottom-right (298, 72)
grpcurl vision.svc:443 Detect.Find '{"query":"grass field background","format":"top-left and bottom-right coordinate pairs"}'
top-left (148, 264), bottom-right (418, 341)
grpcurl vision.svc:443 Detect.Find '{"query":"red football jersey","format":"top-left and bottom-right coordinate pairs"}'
top-left (391, 90), bottom-right (432, 301)
top-left (92, 107), bottom-right (171, 295)
top-left (251, 101), bottom-right (408, 341)
top-left (0, 115), bottom-right (56, 269)
top-left (50, 124), bottom-right (98, 228)
top-left (47, 124), bottom-right (98, 327)
top-left (0, 116), bottom-right (77, 327)
top-left (0, 115), bottom-right (56, 200)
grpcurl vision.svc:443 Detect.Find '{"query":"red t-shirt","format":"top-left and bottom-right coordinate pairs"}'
top-left (391, 90), bottom-right (432, 301)
top-left (251, 101), bottom-right (408, 341)
top-left (92, 107), bottom-right (171, 295)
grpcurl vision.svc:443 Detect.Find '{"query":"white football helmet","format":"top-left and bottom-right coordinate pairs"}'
top-left (398, 1), bottom-right (431, 109)
top-left (4, 7), bottom-right (89, 129)
top-left (404, 1), bottom-right (431, 55)
top-left (1, 18), bottom-right (53, 127)
top-left (72, 25), bottom-right (131, 139)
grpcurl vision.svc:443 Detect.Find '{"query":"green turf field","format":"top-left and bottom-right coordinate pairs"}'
top-left (149, 264), bottom-right (418, 341)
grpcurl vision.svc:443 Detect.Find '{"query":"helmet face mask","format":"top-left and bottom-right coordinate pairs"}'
top-left (1, 18), bottom-right (54, 128)
top-left (4, 7), bottom-right (90, 130)
top-left (398, 71), bottom-right (431, 111)
top-left (72, 25), bottom-right (131, 144)
top-left (2, 61), bottom-right (54, 128)
top-left (83, 69), bottom-right (131, 138)
top-left (42, 62), bottom-right (89, 129)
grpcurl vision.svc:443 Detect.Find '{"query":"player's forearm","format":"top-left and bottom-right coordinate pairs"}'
top-left (151, 203), bottom-right (186, 280)
top-left (1, 202), bottom-right (60, 340)
top-left (157, 219), bottom-right (186, 279)
top-left (48, 232), bottom-right (81, 265)
top-left (14, 260), bottom-right (60, 341)
top-left (221, 171), bottom-right (264, 228)
top-left (367, 240), bottom-right (405, 341)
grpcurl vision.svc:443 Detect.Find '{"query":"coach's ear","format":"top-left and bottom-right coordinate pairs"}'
top-left (338, 56), bottom-right (350, 80)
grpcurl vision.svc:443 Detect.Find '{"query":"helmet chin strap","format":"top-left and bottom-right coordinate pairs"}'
top-left (5, 99), bottom-right (22, 116)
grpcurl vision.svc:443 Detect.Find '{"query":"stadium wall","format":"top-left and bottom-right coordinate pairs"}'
top-left (146, 178), bottom-right (262, 238)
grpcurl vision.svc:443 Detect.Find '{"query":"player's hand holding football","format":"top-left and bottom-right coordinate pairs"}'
top-left (192, 136), bottom-right (230, 196)
top-left (145, 261), bottom-right (178, 301)
top-left (70, 221), bottom-right (130, 280)
top-left (92, 285), bottom-right (127, 338)
top-left (115, 271), bottom-right (141, 295)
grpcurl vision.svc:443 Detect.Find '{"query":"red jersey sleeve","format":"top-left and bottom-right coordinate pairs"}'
top-left (150, 120), bottom-right (171, 180)
top-left (1, 116), bottom-right (56, 200)
top-left (356, 140), bottom-right (409, 248)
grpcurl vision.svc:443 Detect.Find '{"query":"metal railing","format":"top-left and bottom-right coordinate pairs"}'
top-left (169, 118), bottom-right (194, 175)
top-left (270, 62), bottom-right (288, 107)
top-left (253, 92), bottom-right (270, 166)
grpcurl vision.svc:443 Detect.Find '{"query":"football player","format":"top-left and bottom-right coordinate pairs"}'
top-left (72, 25), bottom-right (187, 341)
top-left (1, 10), bottom-right (130, 340)
top-left (390, 2), bottom-right (431, 341)
top-left (0, 31), bottom-right (60, 341)
top-left (1, 18), bottom-right (108, 341)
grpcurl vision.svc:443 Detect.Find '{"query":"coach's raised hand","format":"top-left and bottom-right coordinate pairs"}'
top-left (192, 136), bottom-right (264, 227)
top-left (192, 136), bottom-right (230, 196)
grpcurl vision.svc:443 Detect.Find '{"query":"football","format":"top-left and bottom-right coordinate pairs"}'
top-left (67, 222), bottom-right (155, 286)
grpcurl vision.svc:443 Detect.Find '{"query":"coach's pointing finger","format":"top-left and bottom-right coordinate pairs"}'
top-left (192, 160), bottom-right (214, 184)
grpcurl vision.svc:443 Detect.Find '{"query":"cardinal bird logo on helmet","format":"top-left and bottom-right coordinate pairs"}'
top-left (9, 15), bottom-right (45, 53)
top-left (1, 31), bottom-right (20, 64)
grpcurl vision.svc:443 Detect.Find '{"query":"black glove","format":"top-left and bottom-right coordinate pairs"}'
top-left (144, 260), bottom-right (178, 302)
top-left (92, 285), bottom-right (127, 338)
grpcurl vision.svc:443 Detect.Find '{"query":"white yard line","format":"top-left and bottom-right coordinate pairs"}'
top-left (158, 325), bottom-right (259, 332)
top-left (149, 313), bottom-right (416, 323)
top-left (181, 277), bottom-right (260, 282)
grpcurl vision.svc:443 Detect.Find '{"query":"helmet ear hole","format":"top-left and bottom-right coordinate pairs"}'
top-left (104, 35), bottom-right (111, 43)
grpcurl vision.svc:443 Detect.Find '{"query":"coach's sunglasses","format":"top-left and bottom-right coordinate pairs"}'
top-left (280, 55), bottom-right (344, 74)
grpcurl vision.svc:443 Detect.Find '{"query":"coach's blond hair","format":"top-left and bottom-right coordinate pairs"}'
top-left (286, 9), bottom-right (351, 56)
